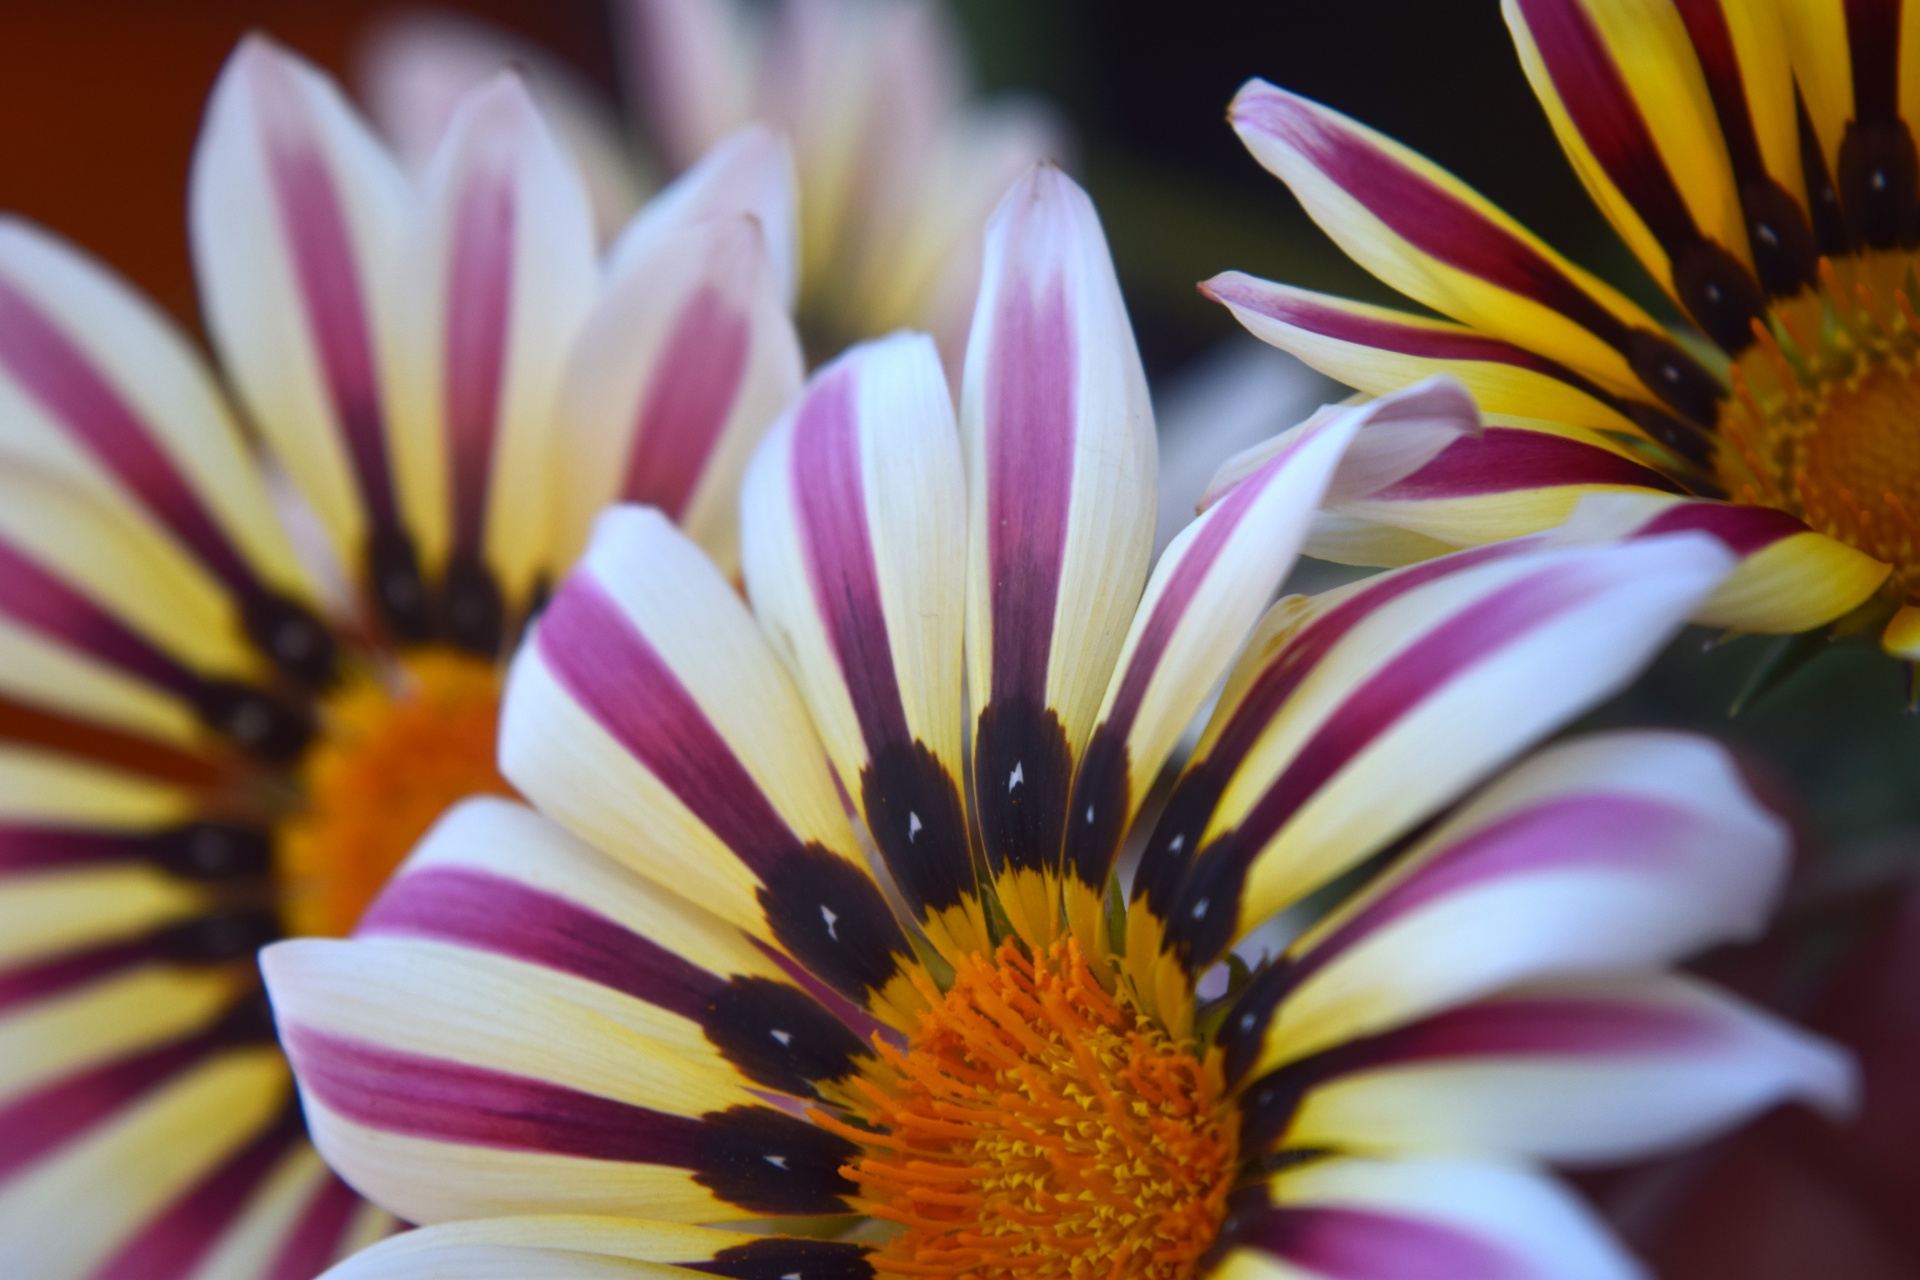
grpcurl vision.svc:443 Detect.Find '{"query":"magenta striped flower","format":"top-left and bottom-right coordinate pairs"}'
top-left (1206, 0), bottom-right (1920, 661)
top-left (264, 167), bottom-right (1848, 1280)
top-left (0, 35), bottom-right (805, 1279)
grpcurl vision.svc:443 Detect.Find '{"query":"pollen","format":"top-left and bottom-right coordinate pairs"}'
top-left (1718, 249), bottom-right (1920, 597)
top-left (825, 938), bottom-right (1235, 1280)
top-left (276, 648), bottom-right (511, 937)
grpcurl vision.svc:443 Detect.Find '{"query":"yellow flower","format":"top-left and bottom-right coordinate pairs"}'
top-left (1208, 0), bottom-right (1920, 660)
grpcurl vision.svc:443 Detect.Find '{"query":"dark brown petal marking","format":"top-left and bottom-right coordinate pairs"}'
top-left (367, 525), bottom-right (436, 645)
top-left (1799, 95), bottom-right (1854, 254)
top-left (1158, 565), bottom-right (1603, 973)
top-left (1514, 0), bottom-right (1764, 351)
top-left (789, 366), bottom-right (973, 918)
top-left (1674, 0), bottom-right (1820, 294)
top-left (1838, 0), bottom-right (1920, 246)
top-left (973, 698), bottom-right (1073, 879)
top-left (439, 550), bottom-right (505, 656)
top-left (756, 846), bottom-right (917, 1011)
top-left (284, 1027), bottom-right (858, 1215)
top-left (688, 1238), bottom-right (876, 1280)
top-left (1233, 993), bottom-right (1720, 1154)
top-left (1130, 544), bottom-right (1531, 920)
top-left (1063, 724), bottom-right (1130, 892)
top-left (360, 865), bottom-right (871, 1097)
top-left (975, 262), bottom-right (1077, 882)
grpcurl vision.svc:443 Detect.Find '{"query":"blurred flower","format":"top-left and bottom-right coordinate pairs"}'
top-left (262, 168), bottom-right (1843, 1280)
top-left (0, 34), bottom-right (801, 1278)
top-left (362, 0), bottom-right (1063, 367)
top-left (1206, 0), bottom-right (1920, 664)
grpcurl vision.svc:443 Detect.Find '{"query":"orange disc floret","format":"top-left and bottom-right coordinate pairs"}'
top-left (823, 938), bottom-right (1235, 1280)
top-left (276, 648), bottom-right (511, 937)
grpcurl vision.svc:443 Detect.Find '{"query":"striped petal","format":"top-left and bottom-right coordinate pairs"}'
top-left (1561, 491), bottom-right (1891, 632)
top-left (605, 125), bottom-right (799, 310)
top-left (358, 9), bottom-right (646, 240)
top-left (741, 334), bottom-right (980, 959)
top-left (1212, 1157), bottom-right (1639, 1280)
top-left (1229, 78), bottom-right (1723, 430)
top-left (356, 797), bottom-right (876, 1100)
top-left (1130, 532), bottom-right (1732, 994)
top-left (0, 219), bottom-right (331, 688)
top-left (1503, 0), bottom-right (1767, 349)
top-left (1063, 379), bottom-right (1476, 949)
top-left (500, 506), bottom-right (920, 1024)
top-left (556, 211), bottom-right (803, 576)
top-left (1202, 272), bottom-right (1699, 452)
top-left (960, 165), bottom-right (1157, 942)
top-left (1216, 730), bottom-right (1789, 1087)
top-left (1241, 973), bottom-right (1853, 1165)
top-left (0, 1043), bottom-right (292, 1280)
top-left (318, 1215), bottom-right (866, 1280)
top-left (190, 36), bottom-right (423, 635)
top-left (385, 71), bottom-right (598, 652)
top-left (263, 924), bottom-right (858, 1227)
top-left (0, 470), bottom-right (319, 760)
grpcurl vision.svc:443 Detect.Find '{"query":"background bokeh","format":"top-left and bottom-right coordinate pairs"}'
top-left (3, 1), bottom-right (1917, 1274)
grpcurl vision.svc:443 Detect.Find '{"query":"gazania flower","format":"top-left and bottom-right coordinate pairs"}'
top-left (263, 168), bottom-right (1846, 1280)
top-left (1205, 0), bottom-right (1920, 663)
top-left (363, 0), bottom-right (1061, 365)
top-left (0, 34), bottom-right (802, 1279)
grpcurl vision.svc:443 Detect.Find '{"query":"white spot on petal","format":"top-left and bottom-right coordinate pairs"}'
top-left (1240, 1013), bottom-right (1256, 1032)
top-left (820, 905), bottom-right (839, 940)
top-left (1085, 804), bottom-right (1095, 825)
top-left (1191, 898), bottom-right (1209, 920)
top-left (764, 1154), bottom-right (789, 1170)
top-left (1009, 761), bottom-right (1025, 793)
top-left (770, 1028), bottom-right (793, 1046)
top-left (1169, 834), bottom-right (1184, 854)
top-left (907, 811), bottom-right (922, 842)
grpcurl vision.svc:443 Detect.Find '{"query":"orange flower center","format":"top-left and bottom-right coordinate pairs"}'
top-left (1718, 250), bottom-right (1920, 598)
top-left (276, 648), bottom-right (510, 937)
top-left (837, 939), bottom-right (1235, 1280)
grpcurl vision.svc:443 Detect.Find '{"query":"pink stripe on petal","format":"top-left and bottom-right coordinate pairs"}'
top-left (790, 364), bottom-right (912, 753)
top-left (264, 1170), bottom-right (362, 1280)
top-left (0, 827), bottom-right (142, 875)
top-left (357, 865), bottom-right (722, 1021)
top-left (0, 538), bottom-right (203, 698)
top-left (252, 54), bottom-right (400, 531)
top-left (1370, 427), bottom-right (1682, 501)
top-left (1233, 90), bottom-right (1634, 353)
top-left (534, 577), bottom-right (805, 876)
top-left (0, 279), bottom-right (263, 600)
top-left (1297, 794), bottom-right (1692, 978)
top-left (1231, 1204), bottom-right (1529, 1280)
top-left (621, 285), bottom-right (751, 521)
top-left (88, 1109), bottom-right (304, 1280)
top-left (443, 169), bottom-right (517, 556)
top-left (1635, 501), bottom-right (1802, 555)
top-left (985, 270), bottom-right (1076, 703)
top-left (0, 938), bottom-right (154, 1014)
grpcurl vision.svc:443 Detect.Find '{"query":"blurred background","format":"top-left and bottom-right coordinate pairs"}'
top-left (2, 1), bottom-right (1917, 1274)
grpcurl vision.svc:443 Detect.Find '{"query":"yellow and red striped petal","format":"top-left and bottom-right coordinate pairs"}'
top-left (500, 506), bottom-right (920, 1023)
top-left (1063, 379), bottom-right (1477, 948)
top-left (1562, 491), bottom-right (1891, 632)
top-left (190, 36), bottom-right (419, 627)
top-left (960, 166), bottom-right (1157, 941)
top-left (741, 334), bottom-right (981, 959)
top-left (0, 219), bottom-right (329, 689)
top-left (1132, 533), bottom-right (1731, 989)
top-left (1211, 1157), bottom-right (1638, 1280)
top-left (1216, 731), bottom-right (1788, 1086)
top-left (1229, 78), bottom-right (1722, 430)
top-left (558, 211), bottom-right (802, 577)
top-left (1246, 973), bottom-right (1851, 1167)
top-left (385, 72), bottom-right (598, 648)
top-left (262, 915), bottom-right (860, 1227)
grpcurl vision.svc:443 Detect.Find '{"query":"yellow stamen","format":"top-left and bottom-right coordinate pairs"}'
top-left (827, 939), bottom-right (1234, 1280)
top-left (276, 648), bottom-right (510, 937)
top-left (1718, 249), bottom-right (1920, 597)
